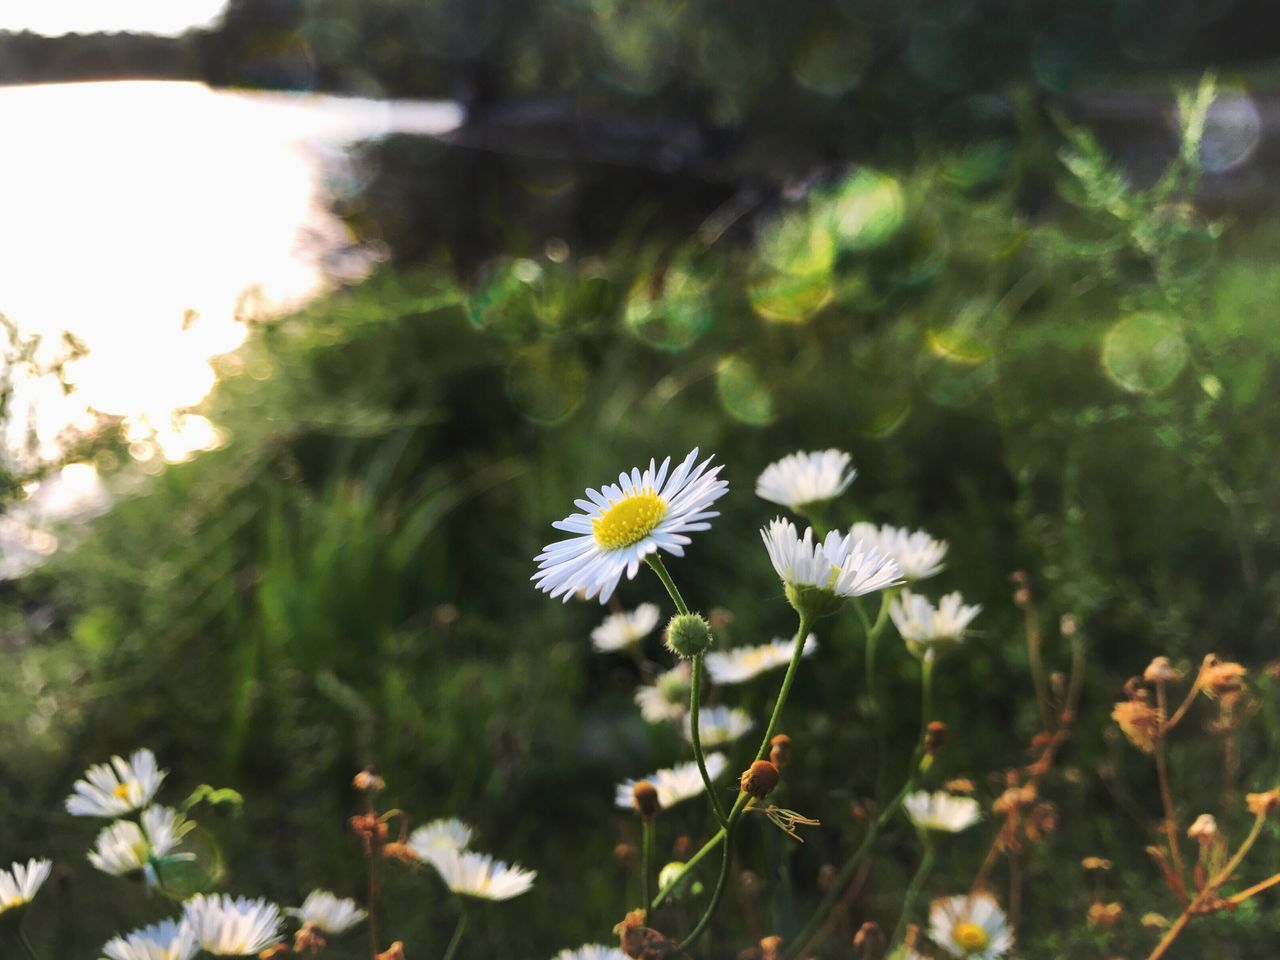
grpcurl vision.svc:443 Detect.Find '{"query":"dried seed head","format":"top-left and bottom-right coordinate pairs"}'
top-left (1082, 856), bottom-right (1112, 872)
top-left (1202, 657), bottom-right (1247, 699)
top-left (614, 908), bottom-right (675, 960)
top-left (759, 935), bottom-right (783, 960)
top-left (1112, 699), bottom-right (1163, 754)
top-left (293, 922), bottom-right (327, 955)
top-left (1187, 813), bottom-right (1219, 842)
top-left (853, 921), bottom-right (886, 960)
top-left (353, 767), bottom-right (386, 793)
top-left (1144, 656), bottom-right (1182, 684)
top-left (924, 721), bottom-right (947, 755)
top-left (740, 760), bottom-right (781, 800)
top-left (632, 781), bottom-right (662, 822)
top-left (769, 734), bottom-right (792, 769)
top-left (945, 778), bottom-right (975, 794)
top-left (349, 812), bottom-right (389, 846)
top-left (1245, 789), bottom-right (1280, 819)
top-left (994, 783), bottom-right (1037, 815)
top-left (1087, 902), bottom-right (1124, 928)
top-left (382, 842), bottom-right (420, 865)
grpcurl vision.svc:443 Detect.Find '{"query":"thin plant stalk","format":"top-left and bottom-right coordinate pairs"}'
top-left (1153, 680), bottom-right (1188, 903)
top-left (856, 593), bottom-right (894, 799)
top-left (891, 830), bottom-right (936, 947)
top-left (441, 903), bottom-right (468, 960)
top-left (641, 820), bottom-right (655, 913)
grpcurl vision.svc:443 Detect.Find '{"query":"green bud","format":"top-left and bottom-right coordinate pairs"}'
top-left (783, 582), bottom-right (845, 621)
top-left (664, 613), bottom-right (714, 658)
top-left (658, 861), bottom-right (689, 898)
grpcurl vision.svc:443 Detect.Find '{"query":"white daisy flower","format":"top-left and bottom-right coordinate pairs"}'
top-left (762, 519), bottom-right (901, 613)
top-left (407, 818), bottom-right (474, 869)
top-left (634, 662), bottom-right (691, 723)
top-left (930, 892), bottom-right (1013, 959)
top-left (756, 449), bottom-right (856, 512)
top-left (426, 849), bottom-right (536, 901)
top-left (614, 754), bottom-right (728, 810)
top-left (904, 791), bottom-right (982, 833)
top-left (682, 705), bottom-right (755, 748)
top-left (182, 894), bottom-right (284, 956)
top-left (101, 919), bottom-right (198, 960)
top-left (591, 603), bottom-right (662, 652)
top-left (0, 859), bottom-right (52, 915)
top-left (704, 636), bottom-right (818, 685)
top-left (849, 522), bottom-right (948, 581)
top-left (286, 890), bottom-right (366, 934)
top-left (554, 946), bottom-right (629, 960)
top-left (533, 449), bottom-right (729, 604)
top-left (890, 591), bottom-right (981, 658)
top-left (88, 807), bottom-right (194, 879)
top-left (66, 748), bottom-right (167, 818)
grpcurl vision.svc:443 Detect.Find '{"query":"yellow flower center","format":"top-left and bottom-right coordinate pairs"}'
top-left (592, 491), bottom-right (667, 549)
top-left (113, 783), bottom-right (134, 801)
top-left (953, 921), bottom-right (989, 952)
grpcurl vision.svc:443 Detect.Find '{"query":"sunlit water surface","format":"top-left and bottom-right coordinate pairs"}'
top-left (0, 80), bottom-right (462, 575)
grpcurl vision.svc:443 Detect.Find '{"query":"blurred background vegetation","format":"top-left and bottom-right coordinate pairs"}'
top-left (3, 1), bottom-right (1280, 957)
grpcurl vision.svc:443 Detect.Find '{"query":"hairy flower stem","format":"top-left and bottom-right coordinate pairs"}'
top-left (892, 831), bottom-right (936, 947)
top-left (641, 820), bottom-right (655, 912)
top-left (645, 555), bottom-right (728, 826)
top-left (441, 904), bottom-right (468, 960)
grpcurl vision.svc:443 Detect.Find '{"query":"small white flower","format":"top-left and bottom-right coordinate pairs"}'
top-left (101, 919), bottom-right (198, 960)
top-left (66, 748), bottom-right (166, 817)
top-left (756, 449), bottom-right (856, 512)
top-left (183, 894), bottom-right (284, 956)
top-left (634, 662), bottom-right (691, 723)
top-left (682, 706), bottom-right (754, 748)
top-left (592, 603), bottom-right (662, 652)
top-left (533, 449), bottom-right (729, 604)
top-left (849, 522), bottom-right (948, 581)
top-left (614, 754), bottom-right (728, 810)
top-left (904, 791), bottom-right (981, 833)
top-left (930, 892), bottom-right (1013, 959)
top-left (88, 807), bottom-right (194, 879)
top-left (426, 849), bottom-right (536, 901)
top-left (704, 636), bottom-right (817, 685)
top-left (762, 518), bottom-right (900, 599)
top-left (286, 890), bottom-right (366, 935)
top-left (890, 591), bottom-right (981, 657)
top-left (407, 818), bottom-right (474, 868)
top-left (0, 859), bottom-right (51, 915)
top-left (554, 946), bottom-right (629, 960)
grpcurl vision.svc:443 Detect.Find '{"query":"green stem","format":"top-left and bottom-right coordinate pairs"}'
top-left (753, 614), bottom-right (813, 762)
top-left (641, 820), bottom-right (655, 912)
top-left (440, 903), bottom-right (468, 960)
top-left (691, 654), bottom-right (729, 826)
top-left (920, 649), bottom-right (936, 744)
top-left (645, 555), bottom-right (689, 615)
top-left (673, 824), bottom-right (735, 952)
top-left (860, 592), bottom-right (894, 799)
top-left (780, 776), bottom-right (917, 960)
top-left (651, 826), bottom-right (726, 911)
top-left (18, 926), bottom-right (40, 960)
top-left (892, 831), bottom-right (936, 947)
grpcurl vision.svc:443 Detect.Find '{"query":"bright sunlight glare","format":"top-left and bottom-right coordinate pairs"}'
top-left (0, 1), bottom-right (228, 37)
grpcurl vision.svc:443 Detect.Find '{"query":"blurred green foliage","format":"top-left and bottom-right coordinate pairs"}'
top-left (4, 73), bottom-right (1280, 959)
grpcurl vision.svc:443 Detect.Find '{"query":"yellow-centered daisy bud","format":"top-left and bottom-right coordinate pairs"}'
top-left (1087, 902), bottom-right (1124, 928)
top-left (853, 920), bottom-right (886, 959)
top-left (769, 734), bottom-right (792, 769)
top-left (1245, 789), bottom-right (1280, 819)
top-left (740, 760), bottom-right (781, 800)
top-left (664, 613), bottom-right (714, 658)
top-left (1144, 656), bottom-right (1182, 684)
top-left (353, 767), bottom-right (386, 793)
top-left (632, 781), bottom-right (662, 822)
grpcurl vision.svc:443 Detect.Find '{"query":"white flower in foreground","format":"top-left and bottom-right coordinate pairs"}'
top-left (66, 748), bottom-right (166, 817)
top-left (890, 591), bottom-right (981, 658)
top-left (533, 449), bottom-right (728, 604)
top-left (89, 807), bottom-right (194, 880)
top-left (756, 449), bottom-right (856, 512)
top-left (426, 849), bottom-right (536, 901)
top-left (762, 519), bottom-right (900, 618)
top-left (407, 818), bottom-right (474, 868)
top-left (183, 894), bottom-right (284, 956)
top-left (704, 636), bottom-right (818, 685)
top-left (554, 947), bottom-right (628, 960)
top-left (592, 603), bottom-right (662, 652)
top-left (930, 892), bottom-right (1013, 959)
top-left (634, 662), bottom-right (691, 723)
top-left (614, 754), bottom-right (728, 810)
top-left (0, 859), bottom-right (51, 915)
top-left (102, 919), bottom-right (198, 960)
top-left (849, 522), bottom-right (948, 581)
top-left (287, 890), bottom-right (366, 934)
top-left (682, 706), bottom-right (755, 748)
top-left (904, 791), bottom-right (982, 833)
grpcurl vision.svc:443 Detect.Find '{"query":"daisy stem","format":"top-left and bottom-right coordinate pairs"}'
top-left (891, 830), bottom-right (936, 948)
top-left (441, 903), bottom-right (468, 960)
top-left (645, 555), bottom-right (689, 616)
top-left (754, 613), bottom-right (814, 762)
top-left (857, 592), bottom-right (894, 800)
top-left (17, 925), bottom-right (41, 960)
top-left (641, 819), bottom-right (655, 912)
top-left (691, 654), bottom-right (730, 826)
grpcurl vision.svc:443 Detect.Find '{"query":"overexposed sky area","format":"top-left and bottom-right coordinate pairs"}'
top-left (0, 0), bottom-right (228, 37)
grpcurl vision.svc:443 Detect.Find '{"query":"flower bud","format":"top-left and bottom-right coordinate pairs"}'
top-left (632, 781), bottom-right (662, 822)
top-left (924, 721), bottom-right (947, 755)
top-left (658, 862), bottom-right (688, 898)
top-left (769, 734), bottom-right (792, 769)
top-left (1246, 789), bottom-right (1280, 819)
top-left (783, 582), bottom-right (846, 621)
top-left (853, 921), bottom-right (886, 959)
top-left (1187, 813), bottom-right (1219, 842)
top-left (664, 613), bottom-right (714, 658)
top-left (1144, 656), bottom-right (1182, 684)
top-left (759, 935), bottom-right (783, 960)
top-left (740, 760), bottom-right (781, 800)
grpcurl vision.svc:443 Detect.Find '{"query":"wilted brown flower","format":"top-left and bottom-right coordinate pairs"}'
top-left (769, 734), bottom-right (792, 769)
top-left (1202, 658), bottom-right (1247, 699)
top-left (853, 921), bottom-right (886, 959)
top-left (1112, 699), bottom-right (1163, 754)
top-left (1245, 789), bottom-right (1280, 819)
top-left (1187, 814), bottom-right (1219, 842)
top-left (615, 909), bottom-right (674, 960)
top-left (1144, 656), bottom-right (1183, 684)
top-left (632, 781), bottom-right (662, 822)
top-left (350, 812), bottom-right (389, 847)
top-left (375, 943), bottom-right (406, 960)
top-left (740, 760), bottom-right (781, 800)
top-left (1088, 902), bottom-right (1124, 928)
